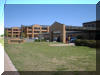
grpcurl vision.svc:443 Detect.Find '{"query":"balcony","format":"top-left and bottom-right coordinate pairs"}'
top-left (28, 29), bottom-right (32, 31)
top-left (27, 33), bottom-right (32, 34)
top-left (8, 33), bottom-right (12, 35)
top-left (7, 29), bottom-right (11, 31)
top-left (13, 33), bottom-right (20, 35)
top-left (41, 30), bottom-right (48, 31)
top-left (13, 31), bottom-right (21, 32)
top-left (34, 27), bottom-right (40, 31)
top-left (8, 30), bottom-right (12, 32)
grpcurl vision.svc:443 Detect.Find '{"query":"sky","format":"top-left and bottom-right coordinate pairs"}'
top-left (5, 4), bottom-right (96, 27)
top-left (0, 0), bottom-right (99, 34)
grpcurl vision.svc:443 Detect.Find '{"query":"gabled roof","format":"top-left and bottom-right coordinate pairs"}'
top-left (51, 21), bottom-right (65, 26)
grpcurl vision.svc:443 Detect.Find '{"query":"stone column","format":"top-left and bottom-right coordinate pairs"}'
top-left (26, 27), bottom-right (28, 38)
top-left (32, 26), bottom-right (34, 39)
top-left (62, 24), bottom-right (66, 43)
top-left (11, 28), bottom-right (13, 38)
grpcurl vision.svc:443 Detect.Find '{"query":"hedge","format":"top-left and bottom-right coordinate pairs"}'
top-left (35, 39), bottom-right (46, 42)
top-left (75, 39), bottom-right (96, 48)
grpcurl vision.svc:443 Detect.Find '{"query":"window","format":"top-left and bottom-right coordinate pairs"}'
top-left (28, 31), bottom-right (32, 33)
top-left (42, 31), bottom-right (47, 33)
top-left (42, 27), bottom-right (47, 30)
top-left (34, 31), bottom-right (40, 33)
top-left (8, 32), bottom-right (11, 34)
top-left (8, 35), bottom-right (11, 37)
top-left (13, 29), bottom-right (19, 31)
top-left (8, 29), bottom-right (11, 31)
top-left (34, 27), bottom-right (40, 29)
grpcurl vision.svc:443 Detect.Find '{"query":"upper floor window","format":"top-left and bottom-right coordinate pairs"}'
top-left (34, 31), bottom-right (40, 33)
top-left (13, 32), bottom-right (19, 34)
top-left (28, 27), bottom-right (32, 29)
top-left (8, 29), bottom-right (11, 31)
top-left (42, 31), bottom-right (48, 33)
top-left (28, 31), bottom-right (32, 33)
top-left (42, 27), bottom-right (47, 30)
top-left (34, 27), bottom-right (40, 29)
top-left (13, 29), bottom-right (19, 31)
top-left (8, 32), bottom-right (11, 34)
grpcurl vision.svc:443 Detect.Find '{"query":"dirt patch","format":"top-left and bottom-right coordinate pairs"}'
top-left (67, 56), bottom-right (89, 61)
top-left (49, 43), bottom-right (75, 47)
top-left (51, 58), bottom-right (66, 65)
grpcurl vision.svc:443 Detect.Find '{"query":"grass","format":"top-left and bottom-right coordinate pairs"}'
top-left (5, 42), bottom-right (96, 71)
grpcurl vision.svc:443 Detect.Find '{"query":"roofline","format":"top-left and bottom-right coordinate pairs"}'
top-left (83, 20), bottom-right (100, 24)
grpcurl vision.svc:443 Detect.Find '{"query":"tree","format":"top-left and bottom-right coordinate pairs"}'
top-left (4, 30), bottom-right (8, 37)
top-left (21, 32), bottom-right (25, 38)
top-left (0, 34), bottom-right (4, 37)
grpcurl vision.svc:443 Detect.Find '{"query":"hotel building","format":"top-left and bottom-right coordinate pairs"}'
top-left (5, 24), bottom-right (50, 39)
top-left (21, 24), bottom-right (49, 39)
top-left (5, 27), bottom-right (21, 38)
top-left (5, 21), bottom-right (97, 43)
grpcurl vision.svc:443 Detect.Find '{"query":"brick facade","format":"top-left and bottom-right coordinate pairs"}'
top-left (50, 22), bottom-right (66, 43)
top-left (5, 25), bottom-right (49, 39)
top-left (5, 21), bottom-right (96, 43)
top-left (5, 27), bottom-right (21, 38)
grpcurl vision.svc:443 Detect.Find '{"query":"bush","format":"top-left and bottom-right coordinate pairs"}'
top-left (87, 40), bottom-right (96, 48)
top-left (75, 39), bottom-right (96, 48)
top-left (35, 39), bottom-right (40, 42)
top-left (35, 39), bottom-right (46, 42)
top-left (41, 39), bottom-right (46, 42)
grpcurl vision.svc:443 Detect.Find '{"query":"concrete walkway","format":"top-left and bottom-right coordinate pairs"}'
top-left (4, 48), bottom-right (20, 75)
top-left (0, 43), bottom-right (19, 75)
top-left (0, 44), bottom-right (4, 75)
top-left (4, 52), bottom-right (17, 71)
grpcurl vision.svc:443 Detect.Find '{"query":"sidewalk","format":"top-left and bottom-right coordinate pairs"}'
top-left (4, 45), bottom-right (20, 75)
top-left (4, 52), bottom-right (17, 71)
top-left (0, 44), bottom-right (4, 75)
top-left (0, 41), bottom-right (17, 71)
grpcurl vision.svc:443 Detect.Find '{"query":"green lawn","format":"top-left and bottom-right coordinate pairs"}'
top-left (5, 42), bottom-right (96, 71)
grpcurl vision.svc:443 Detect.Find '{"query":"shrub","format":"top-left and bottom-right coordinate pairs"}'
top-left (35, 39), bottom-right (46, 42)
top-left (41, 39), bottom-right (46, 42)
top-left (75, 39), bottom-right (96, 48)
top-left (87, 40), bottom-right (96, 48)
top-left (35, 39), bottom-right (40, 42)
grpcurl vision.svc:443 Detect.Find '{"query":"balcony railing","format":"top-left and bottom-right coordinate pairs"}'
top-left (66, 26), bottom-right (96, 31)
top-left (28, 29), bottom-right (32, 31)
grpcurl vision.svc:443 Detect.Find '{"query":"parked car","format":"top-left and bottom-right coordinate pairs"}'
top-left (70, 37), bottom-right (77, 43)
